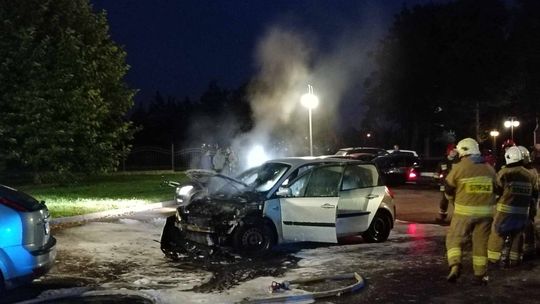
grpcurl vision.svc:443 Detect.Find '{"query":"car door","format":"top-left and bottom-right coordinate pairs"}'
top-left (280, 165), bottom-right (343, 243)
top-left (336, 164), bottom-right (386, 236)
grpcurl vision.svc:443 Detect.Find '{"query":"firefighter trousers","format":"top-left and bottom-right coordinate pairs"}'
top-left (487, 230), bottom-right (523, 265)
top-left (438, 192), bottom-right (450, 219)
top-left (446, 215), bottom-right (492, 276)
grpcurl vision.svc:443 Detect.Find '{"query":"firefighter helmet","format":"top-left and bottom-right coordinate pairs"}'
top-left (456, 138), bottom-right (480, 157)
top-left (505, 146), bottom-right (523, 165)
top-left (517, 146), bottom-right (531, 164)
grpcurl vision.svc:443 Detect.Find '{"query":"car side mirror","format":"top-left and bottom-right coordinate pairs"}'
top-left (276, 187), bottom-right (291, 197)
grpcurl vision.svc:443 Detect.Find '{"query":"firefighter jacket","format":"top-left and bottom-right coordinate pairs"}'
top-left (445, 155), bottom-right (497, 218)
top-left (437, 157), bottom-right (458, 191)
top-left (492, 165), bottom-right (537, 234)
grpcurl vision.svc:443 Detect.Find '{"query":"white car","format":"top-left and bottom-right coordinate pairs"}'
top-left (161, 157), bottom-right (395, 256)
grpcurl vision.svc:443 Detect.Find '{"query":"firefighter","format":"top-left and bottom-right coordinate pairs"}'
top-left (445, 138), bottom-right (497, 285)
top-left (518, 146), bottom-right (540, 259)
top-left (487, 146), bottom-right (537, 268)
top-left (435, 147), bottom-right (459, 224)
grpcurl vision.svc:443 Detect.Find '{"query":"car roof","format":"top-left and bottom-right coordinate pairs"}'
top-left (337, 147), bottom-right (385, 152)
top-left (264, 156), bottom-right (364, 167)
top-left (386, 149), bottom-right (419, 157)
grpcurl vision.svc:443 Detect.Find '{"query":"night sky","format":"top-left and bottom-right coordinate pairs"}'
top-left (90, 0), bottom-right (444, 105)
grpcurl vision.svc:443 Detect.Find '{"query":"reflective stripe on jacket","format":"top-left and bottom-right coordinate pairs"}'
top-left (445, 156), bottom-right (497, 217)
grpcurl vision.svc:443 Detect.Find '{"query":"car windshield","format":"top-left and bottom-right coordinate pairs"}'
top-left (190, 163), bottom-right (290, 198)
top-left (236, 162), bottom-right (290, 193)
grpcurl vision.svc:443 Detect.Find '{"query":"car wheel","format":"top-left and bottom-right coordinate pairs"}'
top-left (233, 222), bottom-right (275, 255)
top-left (160, 216), bottom-right (184, 259)
top-left (0, 271), bottom-right (4, 296)
top-left (362, 211), bottom-right (392, 243)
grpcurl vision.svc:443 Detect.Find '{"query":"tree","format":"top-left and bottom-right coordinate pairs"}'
top-left (363, 0), bottom-right (509, 154)
top-left (0, 0), bottom-right (135, 182)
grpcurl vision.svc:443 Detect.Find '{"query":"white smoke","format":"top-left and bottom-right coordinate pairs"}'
top-left (232, 15), bottom-right (383, 169)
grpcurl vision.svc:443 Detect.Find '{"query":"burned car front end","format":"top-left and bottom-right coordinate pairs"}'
top-left (161, 164), bottom-right (289, 257)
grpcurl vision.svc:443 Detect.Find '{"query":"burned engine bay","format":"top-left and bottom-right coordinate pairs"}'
top-left (161, 170), bottom-right (269, 259)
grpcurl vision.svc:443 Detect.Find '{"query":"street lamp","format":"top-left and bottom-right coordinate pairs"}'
top-left (489, 130), bottom-right (499, 154)
top-left (300, 85), bottom-right (319, 156)
top-left (504, 117), bottom-right (520, 141)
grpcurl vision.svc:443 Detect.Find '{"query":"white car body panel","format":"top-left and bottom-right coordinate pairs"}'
top-left (280, 197), bottom-right (338, 243)
top-left (336, 186), bottom-right (386, 236)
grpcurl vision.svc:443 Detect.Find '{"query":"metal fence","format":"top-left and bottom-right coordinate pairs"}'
top-left (121, 145), bottom-right (204, 171)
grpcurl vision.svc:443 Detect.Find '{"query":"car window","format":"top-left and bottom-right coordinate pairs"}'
top-left (237, 163), bottom-right (290, 192)
top-left (288, 165), bottom-right (344, 198)
top-left (341, 164), bottom-right (379, 190)
top-left (281, 164), bottom-right (317, 186)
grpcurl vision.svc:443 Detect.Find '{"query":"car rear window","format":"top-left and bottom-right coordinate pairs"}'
top-left (341, 164), bottom-right (381, 190)
top-left (0, 184), bottom-right (43, 212)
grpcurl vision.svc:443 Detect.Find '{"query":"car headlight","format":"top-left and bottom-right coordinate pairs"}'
top-left (176, 185), bottom-right (194, 203)
top-left (176, 185), bottom-right (194, 196)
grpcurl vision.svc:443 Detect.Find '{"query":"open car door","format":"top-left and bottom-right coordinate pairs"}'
top-left (336, 164), bottom-right (386, 236)
top-left (280, 165), bottom-right (344, 243)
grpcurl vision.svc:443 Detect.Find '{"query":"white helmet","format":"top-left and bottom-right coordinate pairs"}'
top-left (517, 146), bottom-right (531, 164)
top-left (456, 138), bottom-right (480, 157)
top-left (505, 146), bottom-right (523, 165)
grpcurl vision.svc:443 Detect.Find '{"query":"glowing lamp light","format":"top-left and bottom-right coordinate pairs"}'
top-left (247, 145), bottom-right (269, 168)
top-left (504, 120), bottom-right (519, 128)
top-left (503, 117), bottom-right (519, 141)
top-left (300, 92), bottom-right (319, 109)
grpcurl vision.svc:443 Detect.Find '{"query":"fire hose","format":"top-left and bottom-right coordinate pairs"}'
top-left (239, 272), bottom-right (365, 303)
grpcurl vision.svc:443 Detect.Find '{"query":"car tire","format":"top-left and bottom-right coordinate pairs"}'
top-left (362, 211), bottom-right (392, 243)
top-left (233, 222), bottom-right (275, 255)
top-left (160, 216), bottom-right (184, 259)
top-left (0, 271), bottom-right (4, 296)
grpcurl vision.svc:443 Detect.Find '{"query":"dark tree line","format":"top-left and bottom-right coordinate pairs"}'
top-left (362, 0), bottom-right (540, 156)
top-left (130, 81), bottom-right (253, 149)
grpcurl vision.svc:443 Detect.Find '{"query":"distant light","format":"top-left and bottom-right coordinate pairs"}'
top-left (504, 119), bottom-right (519, 128)
top-left (247, 145), bottom-right (269, 168)
top-left (366, 133), bottom-right (371, 138)
top-left (300, 93), bottom-right (319, 109)
top-left (489, 130), bottom-right (499, 137)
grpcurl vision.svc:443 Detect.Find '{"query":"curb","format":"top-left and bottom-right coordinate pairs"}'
top-left (50, 200), bottom-right (176, 225)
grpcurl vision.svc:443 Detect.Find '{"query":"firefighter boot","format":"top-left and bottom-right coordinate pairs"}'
top-left (446, 265), bottom-right (461, 283)
top-left (500, 235), bottom-right (513, 269)
top-left (472, 274), bottom-right (489, 286)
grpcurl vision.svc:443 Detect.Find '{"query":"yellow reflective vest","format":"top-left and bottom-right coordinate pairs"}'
top-left (445, 156), bottom-right (497, 217)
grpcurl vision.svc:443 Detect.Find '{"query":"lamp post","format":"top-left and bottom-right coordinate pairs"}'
top-left (504, 117), bottom-right (520, 141)
top-left (300, 85), bottom-right (319, 156)
top-left (489, 130), bottom-right (499, 154)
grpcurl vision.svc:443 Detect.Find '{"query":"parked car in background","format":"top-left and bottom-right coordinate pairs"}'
top-left (161, 157), bottom-right (395, 257)
top-left (373, 153), bottom-right (423, 186)
top-left (0, 185), bottom-right (57, 293)
top-left (386, 149), bottom-right (419, 157)
top-left (335, 147), bottom-right (388, 160)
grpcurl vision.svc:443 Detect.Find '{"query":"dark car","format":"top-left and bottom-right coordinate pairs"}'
top-left (160, 157), bottom-right (395, 257)
top-left (0, 185), bottom-right (57, 293)
top-left (334, 147), bottom-right (388, 161)
top-left (373, 153), bottom-right (422, 186)
top-left (335, 147), bottom-right (389, 156)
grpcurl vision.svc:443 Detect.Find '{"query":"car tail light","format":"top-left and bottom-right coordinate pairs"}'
top-left (385, 186), bottom-right (394, 199)
top-left (408, 168), bottom-right (417, 180)
top-left (0, 197), bottom-right (29, 212)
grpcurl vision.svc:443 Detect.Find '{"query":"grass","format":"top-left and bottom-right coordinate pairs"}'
top-left (17, 171), bottom-right (187, 218)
